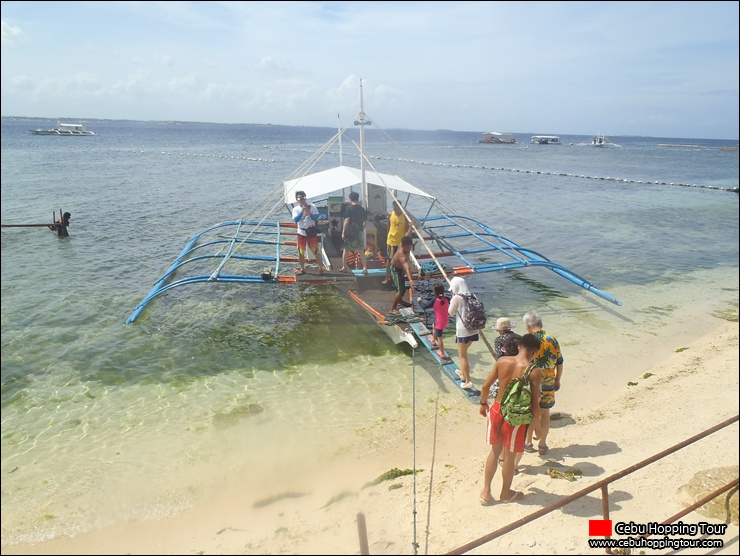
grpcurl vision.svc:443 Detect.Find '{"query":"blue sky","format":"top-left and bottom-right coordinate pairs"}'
top-left (1, 1), bottom-right (738, 139)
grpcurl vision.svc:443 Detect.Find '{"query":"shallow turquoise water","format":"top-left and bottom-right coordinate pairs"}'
top-left (1, 118), bottom-right (738, 545)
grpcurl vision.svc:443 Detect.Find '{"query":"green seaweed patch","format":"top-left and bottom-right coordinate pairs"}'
top-left (363, 467), bottom-right (421, 489)
top-left (213, 403), bottom-right (264, 427)
top-left (712, 308), bottom-right (739, 322)
top-left (642, 372), bottom-right (654, 379)
top-left (675, 347), bottom-right (689, 353)
top-left (547, 467), bottom-right (583, 481)
top-left (216, 526), bottom-right (245, 535)
top-left (321, 490), bottom-right (356, 508)
top-left (388, 483), bottom-right (403, 491)
top-left (627, 381), bottom-right (638, 386)
top-left (253, 491), bottom-right (309, 508)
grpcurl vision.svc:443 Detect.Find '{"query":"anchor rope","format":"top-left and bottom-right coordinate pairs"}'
top-left (411, 345), bottom-right (419, 555)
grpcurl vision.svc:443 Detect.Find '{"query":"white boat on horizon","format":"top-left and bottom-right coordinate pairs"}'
top-left (478, 131), bottom-right (516, 144)
top-left (30, 122), bottom-right (97, 136)
top-left (530, 135), bottom-right (561, 145)
top-left (578, 133), bottom-right (622, 148)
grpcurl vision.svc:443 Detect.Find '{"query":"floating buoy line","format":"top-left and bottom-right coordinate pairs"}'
top-left (5, 143), bottom-right (736, 193)
top-left (277, 147), bottom-right (738, 194)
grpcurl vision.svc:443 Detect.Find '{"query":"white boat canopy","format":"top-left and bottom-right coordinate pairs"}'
top-left (282, 165), bottom-right (436, 204)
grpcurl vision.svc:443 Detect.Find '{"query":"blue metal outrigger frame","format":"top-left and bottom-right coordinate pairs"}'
top-left (127, 210), bottom-right (620, 324)
top-left (417, 213), bottom-right (621, 306)
top-left (127, 220), bottom-right (288, 324)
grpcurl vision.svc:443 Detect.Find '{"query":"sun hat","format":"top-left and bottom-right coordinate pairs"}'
top-left (493, 317), bottom-right (516, 331)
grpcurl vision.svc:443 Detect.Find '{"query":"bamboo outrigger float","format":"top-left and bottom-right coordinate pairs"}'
top-left (126, 82), bottom-right (620, 399)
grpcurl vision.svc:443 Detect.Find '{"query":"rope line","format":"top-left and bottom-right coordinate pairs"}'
top-left (411, 346), bottom-right (419, 555)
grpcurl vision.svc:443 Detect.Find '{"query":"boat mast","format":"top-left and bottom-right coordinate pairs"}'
top-left (338, 112), bottom-right (343, 166)
top-left (354, 79), bottom-right (372, 206)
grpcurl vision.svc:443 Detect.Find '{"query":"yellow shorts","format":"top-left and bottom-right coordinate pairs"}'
top-left (539, 367), bottom-right (556, 409)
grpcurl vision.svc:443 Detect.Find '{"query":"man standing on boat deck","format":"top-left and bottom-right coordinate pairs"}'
top-left (382, 201), bottom-right (412, 285)
top-left (389, 236), bottom-right (415, 314)
top-left (521, 310), bottom-right (563, 457)
top-left (340, 191), bottom-right (369, 274)
top-left (292, 190), bottom-right (327, 275)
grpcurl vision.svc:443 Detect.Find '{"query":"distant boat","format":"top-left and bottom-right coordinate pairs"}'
top-left (578, 133), bottom-right (621, 148)
top-left (530, 135), bottom-right (561, 145)
top-left (30, 122), bottom-right (97, 136)
top-left (478, 131), bottom-right (516, 144)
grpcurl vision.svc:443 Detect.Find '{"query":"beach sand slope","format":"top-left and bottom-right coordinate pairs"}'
top-left (3, 323), bottom-right (738, 555)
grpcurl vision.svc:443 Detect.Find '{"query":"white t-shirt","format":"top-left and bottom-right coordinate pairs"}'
top-left (292, 203), bottom-right (319, 236)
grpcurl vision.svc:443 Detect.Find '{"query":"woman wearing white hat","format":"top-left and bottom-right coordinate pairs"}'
top-left (492, 317), bottom-right (517, 360)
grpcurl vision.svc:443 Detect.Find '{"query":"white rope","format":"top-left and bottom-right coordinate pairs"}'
top-left (411, 346), bottom-right (419, 555)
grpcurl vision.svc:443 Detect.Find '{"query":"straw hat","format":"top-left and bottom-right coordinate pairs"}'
top-left (493, 317), bottom-right (516, 331)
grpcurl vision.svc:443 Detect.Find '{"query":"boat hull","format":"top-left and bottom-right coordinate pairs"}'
top-left (31, 129), bottom-right (96, 136)
top-left (30, 122), bottom-right (97, 136)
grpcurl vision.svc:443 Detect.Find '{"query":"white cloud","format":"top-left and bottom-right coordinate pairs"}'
top-left (1, 19), bottom-right (26, 45)
top-left (0, 2), bottom-right (737, 139)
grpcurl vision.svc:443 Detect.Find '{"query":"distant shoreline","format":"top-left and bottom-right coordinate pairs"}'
top-left (2, 116), bottom-right (738, 143)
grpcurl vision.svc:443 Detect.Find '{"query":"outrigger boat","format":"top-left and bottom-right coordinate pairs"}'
top-left (126, 82), bottom-right (620, 401)
top-left (577, 132), bottom-right (622, 148)
top-left (30, 122), bottom-right (97, 136)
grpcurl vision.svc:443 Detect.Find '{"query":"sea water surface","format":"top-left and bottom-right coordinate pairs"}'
top-left (1, 118), bottom-right (738, 546)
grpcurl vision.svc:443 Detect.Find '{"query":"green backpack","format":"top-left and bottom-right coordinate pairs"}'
top-left (500, 363), bottom-right (536, 426)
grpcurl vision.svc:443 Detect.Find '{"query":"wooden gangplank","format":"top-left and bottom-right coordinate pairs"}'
top-left (398, 306), bottom-right (481, 403)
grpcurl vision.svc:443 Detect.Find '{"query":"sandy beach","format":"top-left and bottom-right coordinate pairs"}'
top-left (4, 296), bottom-right (738, 555)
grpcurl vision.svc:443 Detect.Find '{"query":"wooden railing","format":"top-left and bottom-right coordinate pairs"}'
top-left (444, 414), bottom-right (739, 555)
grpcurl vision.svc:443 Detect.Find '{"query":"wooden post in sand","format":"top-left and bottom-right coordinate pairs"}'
top-left (356, 512), bottom-right (369, 554)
